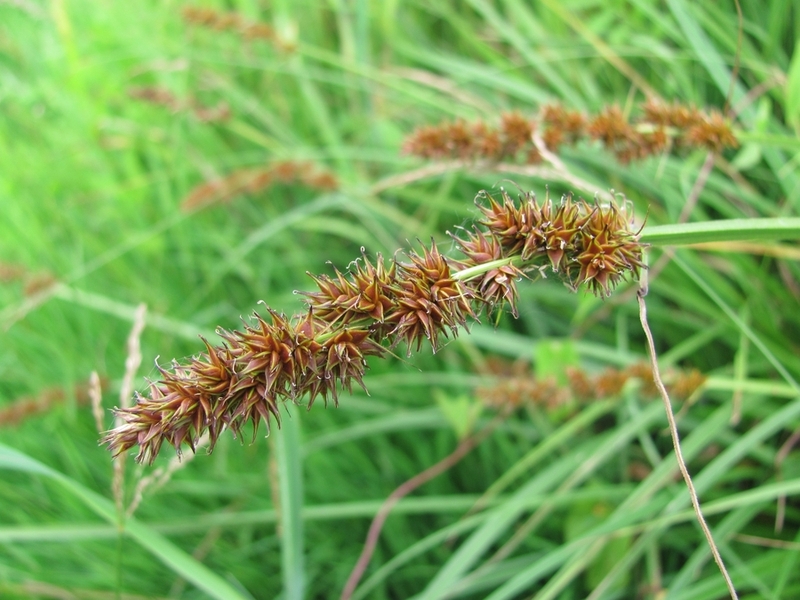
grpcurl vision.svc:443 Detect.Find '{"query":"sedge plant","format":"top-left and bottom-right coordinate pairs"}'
top-left (99, 51), bottom-right (800, 596)
top-left (4, 2), bottom-right (800, 598)
top-left (102, 175), bottom-right (800, 599)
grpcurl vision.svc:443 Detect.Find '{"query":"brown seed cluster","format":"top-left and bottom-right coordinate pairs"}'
top-left (1, 381), bottom-right (101, 428)
top-left (403, 112), bottom-right (540, 163)
top-left (180, 161), bottom-right (339, 211)
top-left (128, 86), bottom-right (231, 123)
top-left (102, 188), bottom-right (646, 464)
top-left (402, 101), bottom-right (738, 164)
top-left (22, 273), bottom-right (58, 297)
top-left (0, 263), bottom-right (58, 296)
top-left (181, 7), bottom-right (276, 43)
top-left (0, 262), bottom-right (27, 282)
top-left (463, 189), bottom-right (646, 297)
top-left (477, 361), bottom-right (706, 411)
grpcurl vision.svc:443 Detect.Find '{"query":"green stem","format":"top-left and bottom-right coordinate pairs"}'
top-left (275, 409), bottom-right (306, 600)
top-left (734, 130), bottom-right (800, 151)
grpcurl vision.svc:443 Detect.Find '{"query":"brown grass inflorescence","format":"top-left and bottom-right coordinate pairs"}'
top-left (403, 101), bottom-right (738, 165)
top-left (0, 262), bottom-right (27, 282)
top-left (103, 188), bottom-right (646, 464)
top-left (2, 381), bottom-right (104, 427)
top-left (478, 360), bottom-right (707, 412)
top-left (182, 6), bottom-right (276, 43)
top-left (180, 161), bottom-right (338, 211)
top-left (128, 86), bottom-right (231, 123)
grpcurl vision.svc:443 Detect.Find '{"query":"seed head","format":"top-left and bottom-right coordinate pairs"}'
top-left (387, 243), bottom-right (476, 354)
top-left (103, 186), bottom-right (646, 464)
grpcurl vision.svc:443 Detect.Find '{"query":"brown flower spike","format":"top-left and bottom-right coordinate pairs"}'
top-left (103, 188), bottom-right (646, 464)
top-left (403, 100), bottom-right (737, 165)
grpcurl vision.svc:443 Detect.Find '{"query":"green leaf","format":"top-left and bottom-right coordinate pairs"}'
top-left (786, 39), bottom-right (800, 132)
top-left (563, 490), bottom-right (632, 592)
top-left (730, 142), bottom-right (762, 172)
top-left (642, 218), bottom-right (800, 246)
top-left (0, 444), bottom-right (249, 600)
top-left (434, 390), bottom-right (483, 439)
top-left (534, 338), bottom-right (580, 387)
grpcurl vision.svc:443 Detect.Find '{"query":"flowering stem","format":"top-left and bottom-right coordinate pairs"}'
top-left (452, 216), bottom-right (800, 283)
top-left (99, 189), bottom-right (643, 464)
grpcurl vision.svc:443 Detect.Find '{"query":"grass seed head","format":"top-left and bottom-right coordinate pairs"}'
top-left (103, 186), bottom-right (646, 464)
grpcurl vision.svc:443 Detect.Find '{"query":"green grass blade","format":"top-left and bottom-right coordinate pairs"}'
top-left (673, 251), bottom-right (800, 390)
top-left (642, 218), bottom-right (800, 245)
top-left (274, 408), bottom-right (306, 600)
top-left (0, 443), bottom-right (249, 600)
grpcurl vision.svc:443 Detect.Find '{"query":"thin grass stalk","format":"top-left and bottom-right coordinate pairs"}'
top-left (89, 372), bottom-right (105, 437)
top-left (113, 304), bottom-right (146, 521)
top-left (637, 287), bottom-right (738, 599)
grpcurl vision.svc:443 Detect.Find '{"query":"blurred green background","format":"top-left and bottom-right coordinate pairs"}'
top-left (2, 1), bottom-right (800, 598)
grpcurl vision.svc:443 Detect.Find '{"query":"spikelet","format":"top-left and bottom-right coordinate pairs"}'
top-left (180, 161), bottom-right (338, 211)
top-left (182, 7), bottom-right (275, 43)
top-left (128, 86), bottom-right (231, 123)
top-left (478, 359), bottom-right (706, 412)
top-left (402, 101), bottom-right (737, 165)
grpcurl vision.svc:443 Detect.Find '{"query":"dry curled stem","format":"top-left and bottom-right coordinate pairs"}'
top-left (637, 289), bottom-right (738, 599)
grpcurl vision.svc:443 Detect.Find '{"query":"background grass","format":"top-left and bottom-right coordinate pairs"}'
top-left (1, 0), bottom-right (800, 598)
